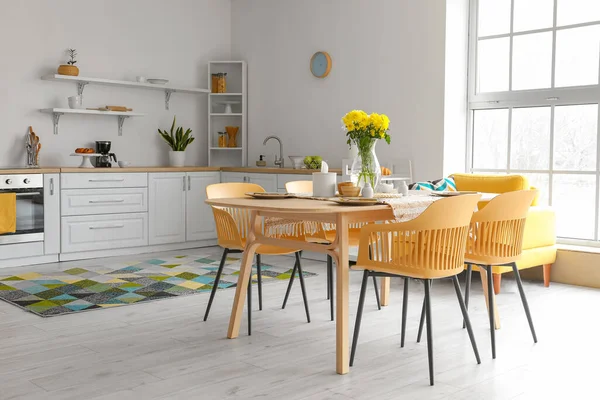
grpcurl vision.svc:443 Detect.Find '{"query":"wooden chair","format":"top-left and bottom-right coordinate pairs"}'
top-left (285, 180), bottom-right (381, 321)
top-left (349, 194), bottom-right (482, 386)
top-left (462, 190), bottom-right (539, 359)
top-left (204, 182), bottom-right (310, 335)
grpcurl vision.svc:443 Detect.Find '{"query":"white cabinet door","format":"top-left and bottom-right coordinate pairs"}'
top-left (148, 173), bottom-right (186, 245)
top-left (247, 173), bottom-right (277, 192)
top-left (44, 174), bottom-right (60, 255)
top-left (186, 172), bottom-right (220, 241)
top-left (220, 172), bottom-right (246, 183)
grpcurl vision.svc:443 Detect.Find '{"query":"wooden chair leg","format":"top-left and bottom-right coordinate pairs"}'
top-left (543, 264), bottom-right (551, 287)
top-left (493, 273), bottom-right (502, 295)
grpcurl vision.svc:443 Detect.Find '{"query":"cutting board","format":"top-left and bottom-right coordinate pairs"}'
top-left (105, 106), bottom-right (133, 112)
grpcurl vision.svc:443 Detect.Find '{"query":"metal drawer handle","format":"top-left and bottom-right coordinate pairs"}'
top-left (88, 179), bottom-right (125, 182)
top-left (88, 199), bottom-right (126, 204)
top-left (89, 224), bottom-right (125, 230)
top-left (15, 192), bottom-right (42, 197)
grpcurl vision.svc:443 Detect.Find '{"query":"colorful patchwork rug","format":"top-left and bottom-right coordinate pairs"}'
top-left (0, 254), bottom-right (315, 317)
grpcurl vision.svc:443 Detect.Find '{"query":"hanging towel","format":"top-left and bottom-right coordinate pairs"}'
top-left (0, 193), bottom-right (16, 234)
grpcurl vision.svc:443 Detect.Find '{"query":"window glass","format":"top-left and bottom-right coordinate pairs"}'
top-left (555, 26), bottom-right (600, 88)
top-left (473, 109), bottom-right (509, 169)
top-left (557, 0), bottom-right (600, 26)
top-left (553, 105), bottom-right (598, 171)
top-left (510, 107), bottom-right (551, 170)
top-left (478, 0), bottom-right (511, 36)
top-left (514, 0), bottom-right (554, 32)
top-left (477, 38), bottom-right (510, 93)
top-left (512, 32), bottom-right (553, 90)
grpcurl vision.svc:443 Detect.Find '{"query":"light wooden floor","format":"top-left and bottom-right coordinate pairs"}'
top-left (1, 247), bottom-right (598, 400)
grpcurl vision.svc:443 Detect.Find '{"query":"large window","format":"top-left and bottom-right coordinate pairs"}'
top-left (468, 0), bottom-right (600, 243)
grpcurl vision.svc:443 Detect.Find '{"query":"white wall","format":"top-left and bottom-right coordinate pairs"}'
top-left (0, 0), bottom-right (231, 168)
top-left (231, 0), bottom-right (448, 181)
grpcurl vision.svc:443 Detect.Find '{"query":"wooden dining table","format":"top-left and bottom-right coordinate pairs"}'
top-left (205, 193), bottom-right (499, 375)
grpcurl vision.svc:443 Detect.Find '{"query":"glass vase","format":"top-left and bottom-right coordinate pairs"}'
top-left (350, 139), bottom-right (381, 189)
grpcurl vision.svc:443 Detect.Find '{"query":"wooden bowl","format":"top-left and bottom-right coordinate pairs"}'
top-left (340, 186), bottom-right (361, 197)
top-left (337, 181), bottom-right (355, 193)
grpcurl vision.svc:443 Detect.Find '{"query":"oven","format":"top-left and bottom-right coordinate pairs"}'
top-left (0, 174), bottom-right (44, 244)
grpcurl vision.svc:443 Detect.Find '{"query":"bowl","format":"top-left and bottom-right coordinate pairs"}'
top-left (340, 186), bottom-right (361, 197)
top-left (337, 181), bottom-right (355, 193)
top-left (288, 156), bottom-right (305, 169)
top-left (68, 95), bottom-right (83, 109)
top-left (118, 161), bottom-right (131, 168)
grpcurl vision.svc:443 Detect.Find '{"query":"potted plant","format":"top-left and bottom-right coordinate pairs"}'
top-left (57, 49), bottom-right (79, 76)
top-left (158, 116), bottom-right (194, 167)
top-left (342, 110), bottom-right (391, 188)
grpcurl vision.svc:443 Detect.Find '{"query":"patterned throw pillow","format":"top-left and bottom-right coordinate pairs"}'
top-left (409, 177), bottom-right (457, 191)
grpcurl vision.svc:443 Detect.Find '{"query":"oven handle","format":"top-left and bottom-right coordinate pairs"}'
top-left (89, 224), bottom-right (125, 230)
top-left (15, 192), bottom-right (42, 197)
top-left (88, 199), bottom-right (125, 204)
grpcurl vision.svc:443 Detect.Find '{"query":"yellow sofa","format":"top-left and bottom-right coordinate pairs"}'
top-left (452, 173), bottom-right (557, 294)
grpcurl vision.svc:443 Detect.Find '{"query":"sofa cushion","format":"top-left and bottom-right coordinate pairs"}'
top-left (451, 173), bottom-right (538, 206)
top-left (409, 177), bottom-right (457, 191)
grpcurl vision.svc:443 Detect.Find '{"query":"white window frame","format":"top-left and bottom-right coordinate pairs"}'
top-left (466, 0), bottom-right (600, 246)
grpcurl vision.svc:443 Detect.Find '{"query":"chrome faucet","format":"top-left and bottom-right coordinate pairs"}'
top-left (263, 135), bottom-right (284, 168)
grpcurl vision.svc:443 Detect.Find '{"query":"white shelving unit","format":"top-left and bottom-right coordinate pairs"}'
top-left (40, 108), bottom-right (145, 136)
top-left (208, 61), bottom-right (247, 167)
top-left (42, 74), bottom-right (209, 110)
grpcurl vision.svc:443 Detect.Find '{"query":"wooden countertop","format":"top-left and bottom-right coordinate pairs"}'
top-left (0, 166), bottom-right (340, 175)
top-left (221, 167), bottom-right (342, 175)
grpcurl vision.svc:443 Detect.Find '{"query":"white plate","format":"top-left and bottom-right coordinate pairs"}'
top-left (147, 79), bottom-right (169, 84)
top-left (245, 192), bottom-right (294, 199)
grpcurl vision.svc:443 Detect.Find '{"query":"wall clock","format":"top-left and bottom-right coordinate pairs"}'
top-left (310, 51), bottom-right (332, 78)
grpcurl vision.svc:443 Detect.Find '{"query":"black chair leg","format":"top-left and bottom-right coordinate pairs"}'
top-left (328, 256), bottom-right (334, 321)
top-left (350, 270), bottom-right (370, 367)
top-left (281, 258), bottom-right (298, 309)
top-left (416, 295), bottom-right (426, 343)
top-left (372, 276), bottom-right (381, 310)
top-left (256, 254), bottom-right (263, 311)
top-left (401, 277), bottom-right (409, 347)
top-left (511, 262), bottom-right (538, 343)
top-left (247, 268), bottom-right (252, 336)
top-left (295, 252), bottom-right (311, 323)
top-left (486, 266), bottom-right (496, 359)
top-left (463, 264), bottom-right (473, 329)
top-left (452, 275), bottom-right (481, 364)
top-left (203, 248), bottom-right (228, 321)
top-left (424, 279), bottom-right (434, 386)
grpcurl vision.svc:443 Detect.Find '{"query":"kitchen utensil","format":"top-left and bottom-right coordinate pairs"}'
top-left (147, 78), bottom-right (169, 84)
top-left (245, 192), bottom-right (294, 199)
top-left (136, 76), bottom-right (146, 83)
top-left (105, 106), bottom-right (133, 112)
top-left (86, 107), bottom-right (109, 111)
top-left (288, 156), bottom-right (305, 169)
top-left (68, 95), bottom-right (83, 109)
top-left (118, 161), bottom-right (131, 168)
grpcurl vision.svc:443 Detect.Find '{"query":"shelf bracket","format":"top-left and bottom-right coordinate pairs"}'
top-left (165, 89), bottom-right (174, 110)
top-left (76, 82), bottom-right (88, 100)
top-left (52, 112), bottom-right (63, 135)
top-left (117, 116), bottom-right (129, 136)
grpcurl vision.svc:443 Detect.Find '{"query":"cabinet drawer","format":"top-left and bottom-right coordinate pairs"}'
top-left (61, 213), bottom-right (148, 253)
top-left (61, 188), bottom-right (148, 216)
top-left (61, 173), bottom-right (148, 189)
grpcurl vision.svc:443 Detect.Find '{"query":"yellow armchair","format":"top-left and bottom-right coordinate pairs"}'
top-left (452, 173), bottom-right (557, 293)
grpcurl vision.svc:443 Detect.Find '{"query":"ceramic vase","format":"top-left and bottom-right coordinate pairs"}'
top-left (169, 151), bottom-right (186, 167)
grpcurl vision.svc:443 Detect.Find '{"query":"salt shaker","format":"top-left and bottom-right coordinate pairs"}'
top-left (399, 181), bottom-right (409, 196)
top-left (362, 182), bottom-right (374, 198)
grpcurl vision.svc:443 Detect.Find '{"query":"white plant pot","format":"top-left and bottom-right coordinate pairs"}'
top-left (169, 151), bottom-right (186, 167)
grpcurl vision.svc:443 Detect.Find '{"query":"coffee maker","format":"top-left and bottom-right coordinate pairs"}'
top-left (94, 141), bottom-right (118, 168)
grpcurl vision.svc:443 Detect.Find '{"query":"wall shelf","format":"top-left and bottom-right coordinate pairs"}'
top-left (210, 113), bottom-right (243, 116)
top-left (209, 147), bottom-right (243, 150)
top-left (40, 108), bottom-right (145, 136)
top-left (209, 93), bottom-right (243, 96)
top-left (41, 74), bottom-right (209, 110)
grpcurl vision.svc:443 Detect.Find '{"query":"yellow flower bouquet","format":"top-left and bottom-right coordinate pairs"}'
top-left (342, 110), bottom-right (391, 188)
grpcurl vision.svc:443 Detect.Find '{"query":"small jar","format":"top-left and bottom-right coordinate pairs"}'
top-left (211, 74), bottom-right (220, 93)
top-left (362, 182), bottom-right (374, 198)
top-left (218, 132), bottom-right (227, 148)
top-left (217, 73), bottom-right (227, 93)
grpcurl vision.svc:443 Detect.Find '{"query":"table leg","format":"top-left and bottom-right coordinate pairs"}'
top-left (479, 267), bottom-right (501, 330)
top-left (335, 213), bottom-right (350, 375)
top-left (227, 211), bottom-right (260, 339)
top-left (380, 277), bottom-right (391, 306)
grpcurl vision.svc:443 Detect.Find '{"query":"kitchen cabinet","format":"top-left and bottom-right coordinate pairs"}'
top-left (44, 174), bottom-right (60, 255)
top-left (220, 172), bottom-right (277, 192)
top-left (186, 172), bottom-right (220, 241)
top-left (148, 173), bottom-right (186, 245)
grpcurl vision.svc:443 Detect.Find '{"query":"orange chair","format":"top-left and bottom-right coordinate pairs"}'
top-left (205, 183), bottom-right (310, 335)
top-left (349, 194), bottom-right (482, 386)
top-left (285, 180), bottom-right (381, 321)
top-left (463, 190), bottom-right (539, 359)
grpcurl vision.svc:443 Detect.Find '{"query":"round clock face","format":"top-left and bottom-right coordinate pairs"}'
top-left (311, 51), bottom-right (332, 78)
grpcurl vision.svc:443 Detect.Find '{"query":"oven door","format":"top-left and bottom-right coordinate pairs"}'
top-left (0, 188), bottom-right (44, 244)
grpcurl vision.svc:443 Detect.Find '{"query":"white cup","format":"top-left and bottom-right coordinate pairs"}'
top-left (136, 76), bottom-right (146, 83)
top-left (67, 95), bottom-right (83, 109)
